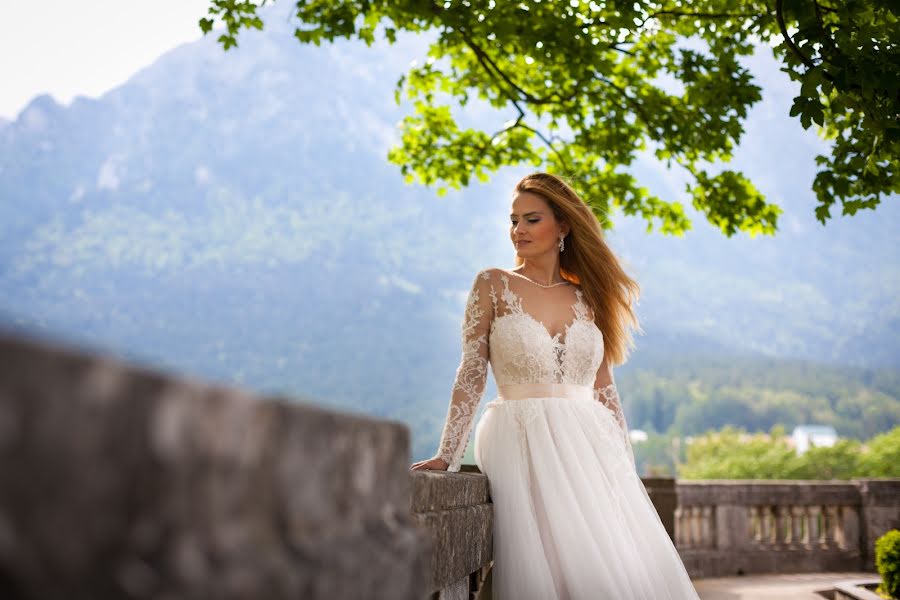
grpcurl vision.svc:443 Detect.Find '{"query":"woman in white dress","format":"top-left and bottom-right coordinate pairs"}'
top-left (410, 172), bottom-right (700, 599)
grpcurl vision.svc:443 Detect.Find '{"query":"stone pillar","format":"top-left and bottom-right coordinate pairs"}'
top-left (838, 504), bottom-right (861, 552)
top-left (715, 503), bottom-right (750, 553)
top-left (853, 478), bottom-right (900, 571)
top-left (641, 477), bottom-right (676, 541)
top-left (0, 330), bottom-right (429, 600)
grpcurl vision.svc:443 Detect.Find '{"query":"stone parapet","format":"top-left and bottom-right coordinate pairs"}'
top-left (0, 330), bottom-right (428, 599)
top-left (675, 479), bottom-right (900, 577)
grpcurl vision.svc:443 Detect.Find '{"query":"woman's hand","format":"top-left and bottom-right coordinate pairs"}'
top-left (410, 456), bottom-right (450, 471)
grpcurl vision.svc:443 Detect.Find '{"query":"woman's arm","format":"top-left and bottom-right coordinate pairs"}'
top-left (593, 354), bottom-right (636, 470)
top-left (429, 269), bottom-right (494, 471)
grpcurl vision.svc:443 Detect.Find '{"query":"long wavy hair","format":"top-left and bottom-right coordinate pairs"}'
top-left (513, 172), bottom-right (643, 367)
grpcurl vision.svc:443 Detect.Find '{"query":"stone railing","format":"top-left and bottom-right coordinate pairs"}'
top-left (411, 474), bottom-right (900, 597)
top-left (409, 466), bottom-right (493, 599)
top-left (0, 330), bottom-right (429, 599)
top-left (3, 329), bottom-right (897, 599)
top-left (675, 479), bottom-right (900, 578)
top-left (408, 471), bottom-right (682, 598)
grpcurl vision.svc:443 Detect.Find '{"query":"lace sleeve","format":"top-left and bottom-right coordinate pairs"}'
top-left (434, 269), bottom-right (494, 472)
top-left (593, 354), bottom-right (636, 471)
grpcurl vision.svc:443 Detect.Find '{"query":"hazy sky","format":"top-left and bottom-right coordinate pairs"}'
top-left (0, 0), bottom-right (210, 119)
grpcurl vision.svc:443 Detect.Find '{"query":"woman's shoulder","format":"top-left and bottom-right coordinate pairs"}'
top-left (474, 266), bottom-right (509, 283)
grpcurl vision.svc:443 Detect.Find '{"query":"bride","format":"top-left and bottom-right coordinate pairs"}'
top-left (410, 172), bottom-right (700, 599)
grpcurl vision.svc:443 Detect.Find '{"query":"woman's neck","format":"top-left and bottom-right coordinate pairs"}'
top-left (515, 259), bottom-right (564, 286)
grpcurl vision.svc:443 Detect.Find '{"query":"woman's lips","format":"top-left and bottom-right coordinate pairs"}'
top-left (516, 241), bottom-right (530, 245)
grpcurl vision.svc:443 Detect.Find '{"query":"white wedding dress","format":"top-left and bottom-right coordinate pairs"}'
top-left (434, 267), bottom-right (700, 599)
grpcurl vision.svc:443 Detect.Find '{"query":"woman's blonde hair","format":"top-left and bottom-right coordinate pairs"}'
top-left (513, 172), bottom-right (643, 366)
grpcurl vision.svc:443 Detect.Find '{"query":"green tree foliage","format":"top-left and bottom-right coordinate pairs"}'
top-left (200, 0), bottom-right (899, 236)
top-left (678, 424), bottom-right (799, 479)
top-left (676, 424), bottom-right (900, 479)
top-left (788, 438), bottom-right (862, 479)
top-left (858, 426), bottom-right (900, 477)
top-left (620, 357), bottom-right (900, 441)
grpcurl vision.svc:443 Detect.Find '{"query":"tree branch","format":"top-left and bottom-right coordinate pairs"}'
top-left (458, 30), bottom-right (578, 105)
top-left (650, 9), bottom-right (756, 19)
top-left (475, 115), bottom-right (571, 175)
top-left (775, 0), bottom-right (816, 70)
top-left (593, 75), bottom-right (658, 136)
top-left (518, 122), bottom-right (570, 171)
top-left (812, 0), bottom-right (840, 57)
top-left (609, 43), bottom-right (636, 57)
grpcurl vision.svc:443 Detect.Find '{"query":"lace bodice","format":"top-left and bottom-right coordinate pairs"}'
top-left (434, 267), bottom-right (635, 471)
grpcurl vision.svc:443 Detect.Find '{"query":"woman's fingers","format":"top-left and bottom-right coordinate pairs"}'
top-left (410, 458), bottom-right (447, 471)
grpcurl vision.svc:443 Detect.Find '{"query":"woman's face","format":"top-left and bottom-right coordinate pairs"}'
top-left (509, 191), bottom-right (568, 257)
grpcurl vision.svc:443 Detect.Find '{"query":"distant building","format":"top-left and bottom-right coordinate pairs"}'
top-left (791, 425), bottom-right (838, 455)
top-left (630, 429), bottom-right (648, 443)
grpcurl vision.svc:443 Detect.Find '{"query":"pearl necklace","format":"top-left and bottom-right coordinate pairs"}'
top-left (505, 269), bottom-right (570, 288)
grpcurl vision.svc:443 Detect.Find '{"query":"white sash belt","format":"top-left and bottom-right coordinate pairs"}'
top-left (497, 383), bottom-right (593, 402)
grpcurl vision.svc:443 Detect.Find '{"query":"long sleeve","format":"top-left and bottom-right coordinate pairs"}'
top-left (434, 269), bottom-right (494, 472)
top-left (592, 354), bottom-right (636, 471)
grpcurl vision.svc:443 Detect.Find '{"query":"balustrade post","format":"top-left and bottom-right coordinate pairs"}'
top-left (823, 505), bottom-right (839, 549)
top-left (674, 506), bottom-right (684, 547)
top-left (700, 506), bottom-right (714, 549)
top-left (789, 505), bottom-right (804, 549)
top-left (774, 505), bottom-right (790, 549)
top-left (748, 505), bottom-right (761, 546)
top-left (690, 506), bottom-right (701, 548)
top-left (836, 504), bottom-right (860, 552)
top-left (761, 505), bottom-right (775, 546)
top-left (807, 505), bottom-right (823, 550)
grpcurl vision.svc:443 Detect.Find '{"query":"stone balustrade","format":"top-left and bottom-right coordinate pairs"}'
top-left (409, 474), bottom-right (898, 597)
top-left (675, 479), bottom-right (900, 578)
top-left (2, 329), bottom-right (897, 600)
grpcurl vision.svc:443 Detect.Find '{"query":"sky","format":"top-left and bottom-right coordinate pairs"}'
top-left (0, 0), bottom-right (211, 120)
top-left (1, 2), bottom-right (796, 122)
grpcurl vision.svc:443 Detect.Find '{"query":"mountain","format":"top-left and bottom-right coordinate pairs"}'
top-left (1, 6), bottom-right (897, 460)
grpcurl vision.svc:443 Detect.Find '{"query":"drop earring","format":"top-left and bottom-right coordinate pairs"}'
top-left (558, 234), bottom-right (565, 252)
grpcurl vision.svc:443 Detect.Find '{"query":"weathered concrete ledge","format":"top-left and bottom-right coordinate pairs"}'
top-left (832, 578), bottom-right (884, 600)
top-left (0, 330), bottom-right (429, 599)
top-left (409, 467), bottom-right (493, 599)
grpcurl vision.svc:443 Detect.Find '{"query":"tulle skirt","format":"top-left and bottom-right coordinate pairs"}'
top-left (473, 384), bottom-right (700, 600)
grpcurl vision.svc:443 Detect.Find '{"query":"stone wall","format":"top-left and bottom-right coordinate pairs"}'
top-left (0, 330), bottom-right (429, 600)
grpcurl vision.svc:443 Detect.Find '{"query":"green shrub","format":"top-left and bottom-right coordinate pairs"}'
top-left (875, 529), bottom-right (900, 599)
